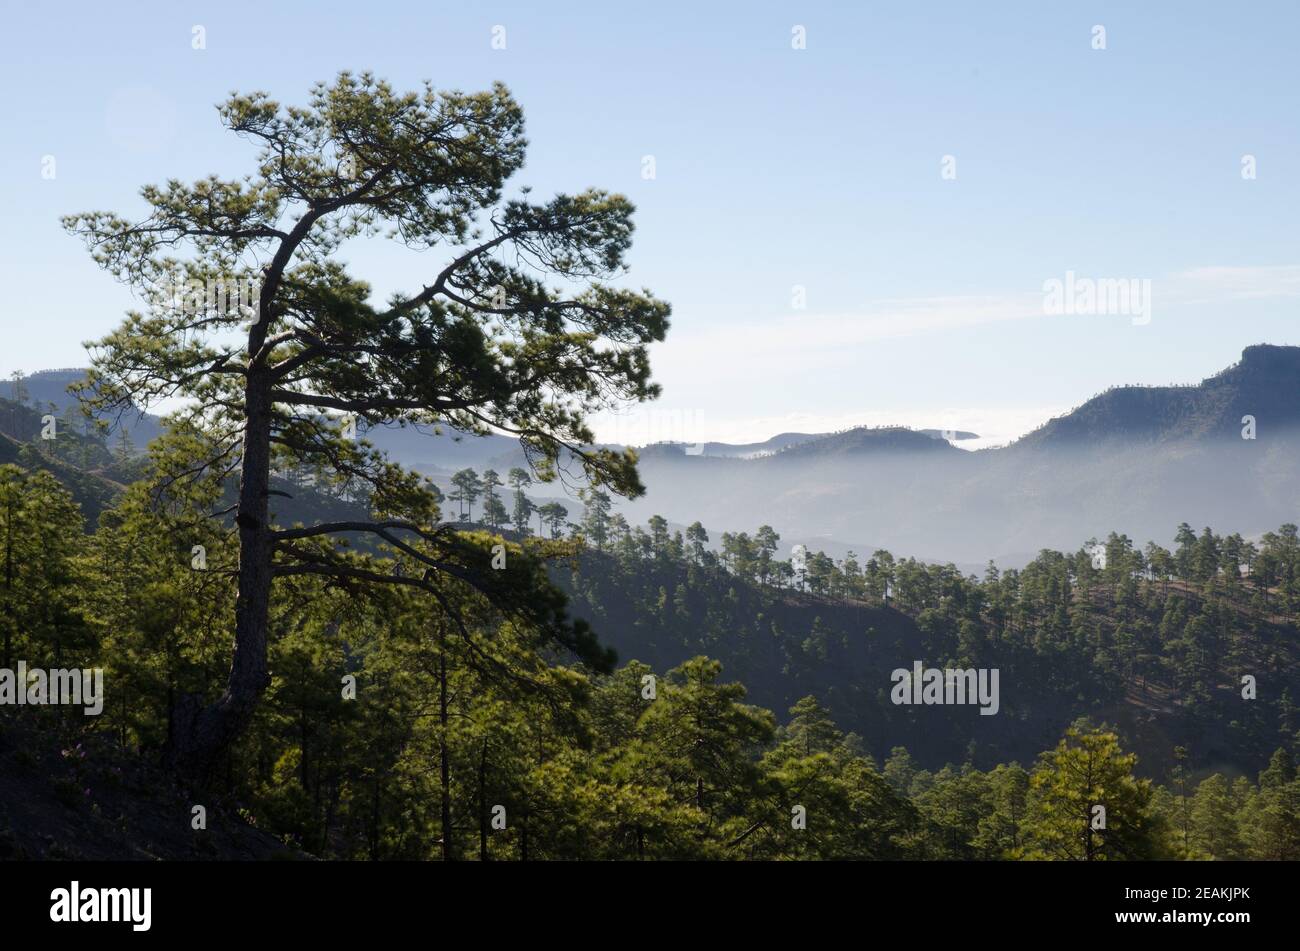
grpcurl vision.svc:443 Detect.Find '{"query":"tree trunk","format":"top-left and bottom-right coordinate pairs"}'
top-left (478, 740), bottom-right (489, 861)
top-left (2, 497), bottom-right (14, 671)
top-left (299, 703), bottom-right (310, 792)
top-left (370, 773), bottom-right (381, 860)
top-left (439, 628), bottom-right (455, 861)
top-left (169, 373), bottom-right (274, 784)
top-left (322, 774), bottom-right (339, 855)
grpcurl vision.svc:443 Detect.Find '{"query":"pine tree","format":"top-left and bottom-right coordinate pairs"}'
top-left (1018, 724), bottom-right (1162, 860)
top-left (508, 467), bottom-right (533, 536)
top-left (64, 73), bottom-right (669, 779)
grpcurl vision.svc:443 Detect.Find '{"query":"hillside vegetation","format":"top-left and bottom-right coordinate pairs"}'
top-left (2, 409), bottom-right (1298, 859)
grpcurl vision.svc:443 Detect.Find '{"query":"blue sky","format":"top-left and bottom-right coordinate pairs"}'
top-left (2, 0), bottom-right (1297, 445)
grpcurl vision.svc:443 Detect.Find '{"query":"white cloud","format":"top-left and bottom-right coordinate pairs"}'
top-left (592, 404), bottom-right (1071, 450)
top-left (663, 265), bottom-right (1300, 374)
top-left (664, 293), bottom-right (1045, 373)
top-left (1168, 264), bottom-right (1300, 303)
top-left (634, 263), bottom-right (1300, 448)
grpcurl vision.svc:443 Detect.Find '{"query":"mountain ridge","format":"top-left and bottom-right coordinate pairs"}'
top-left (1013, 344), bottom-right (1300, 449)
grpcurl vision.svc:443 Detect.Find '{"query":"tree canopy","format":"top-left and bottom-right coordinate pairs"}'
top-left (63, 72), bottom-right (669, 780)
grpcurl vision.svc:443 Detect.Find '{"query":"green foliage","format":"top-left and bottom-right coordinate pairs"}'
top-left (0, 464), bottom-right (89, 671)
top-left (554, 516), bottom-right (1300, 779)
top-left (58, 72), bottom-right (672, 777)
top-left (1017, 725), bottom-right (1163, 860)
top-left (4, 450), bottom-right (1300, 859)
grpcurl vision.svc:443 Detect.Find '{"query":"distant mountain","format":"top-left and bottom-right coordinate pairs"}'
top-left (684, 432), bottom-right (825, 458)
top-left (362, 422), bottom-right (526, 474)
top-left (1015, 344), bottom-right (1300, 448)
top-left (0, 396), bottom-right (127, 526)
top-left (0, 368), bottom-right (89, 409)
top-left (618, 428), bottom-right (979, 461)
top-left (0, 369), bottom-right (981, 471)
top-left (11, 345), bottom-right (1296, 567)
top-left (0, 370), bottom-right (526, 474)
top-left (615, 345), bottom-right (1300, 566)
top-left (0, 392), bottom-right (362, 533)
top-left (771, 426), bottom-right (958, 460)
top-left (0, 368), bottom-right (162, 449)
